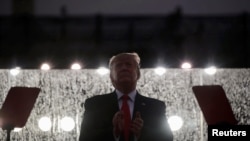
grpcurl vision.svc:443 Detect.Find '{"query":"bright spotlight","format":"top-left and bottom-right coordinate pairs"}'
top-left (168, 115), bottom-right (183, 131)
top-left (181, 62), bottom-right (192, 69)
top-left (41, 63), bottom-right (50, 70)
top-left (96, 67), bottom-right (109, 75)
top-left (10, 67), bottom-right (21, 76)
top-left (204, 66), bottom-right (217, 75)
top-left (38, 117), bottom-right (52, 131)
top-left (60, 117), bottom-right (75, 132)
top-left (13, 128), bottom-right (22, 132)
top-left (154, 67), bottom-right (166, 75)
top-left (71, 63), bottom-right (81, 70)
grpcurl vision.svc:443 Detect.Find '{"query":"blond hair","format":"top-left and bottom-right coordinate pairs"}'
top-left (109, 52), bottom-right (140, 68)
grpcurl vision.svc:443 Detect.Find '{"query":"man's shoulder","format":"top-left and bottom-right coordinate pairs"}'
top-left (86, 92), bottom-right (115, 102)
top-left (84, 92), bottom-right (116, 109)
top-left (137, 93), bottom-right (165, 105)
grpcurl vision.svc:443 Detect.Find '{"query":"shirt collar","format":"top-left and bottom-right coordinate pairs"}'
top-left (116, 89), bottom-right (136, 102)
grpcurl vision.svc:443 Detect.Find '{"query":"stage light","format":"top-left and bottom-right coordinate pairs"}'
top-left (13, 128), bottom-right (22, 132)
top-left (154, 67), bottom-right (166, 75)
top-left (181, 62), bottom-right (192, 69)
top-left (168, 115), bottom-right (183, 131)
top-left (60, 117), bottom-right (75, 132)
top-left (71, 63), bottom-right (81, 70)
top-left (41, 63), bottom-right (50, 70)
top-left (10, 67), bottom-right (21, 76)
top-left (96, 67), bottom-right (109, 75)
top-left (204, 66), bottom-right (217, 75)
top-left (38, 117), bottom-right (52, 131)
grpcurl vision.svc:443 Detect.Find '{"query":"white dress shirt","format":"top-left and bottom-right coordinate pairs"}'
top-left (116, 89), bottom-right (136, 118)
top-left (115, 89), bottom-right (137, 141)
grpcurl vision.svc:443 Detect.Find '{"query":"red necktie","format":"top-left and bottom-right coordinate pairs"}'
top-left (121, 95), bottom-right (131, 141)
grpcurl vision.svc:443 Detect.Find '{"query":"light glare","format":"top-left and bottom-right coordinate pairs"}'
top-left (13, 128), bottom-right (22, 132)
top-left (10, 67), bottom-right (21, 76)
top-left (204, 66), bottom-right (217, 75)
top-left (96, 67), bottom-right (109, 75)
top-left (60, 117), bottom-right (75, 131)
top-left (38, 117), bottom-right (52, 131)
top-left (71, 63), bottom-right (81, 70)
top-left (41, 63), bottom-right (50, 70)
top-left (168, 115), bottom-right (183, 131)
top-left (154, 67), bottom-right (166, 75)
top-left (181, 62), bottom-right (192, 69)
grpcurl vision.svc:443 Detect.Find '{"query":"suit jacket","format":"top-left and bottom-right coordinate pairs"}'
top-left (79, 91), bottom-right (173, 141)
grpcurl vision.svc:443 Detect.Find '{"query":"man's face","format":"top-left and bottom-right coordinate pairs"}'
top-left (110, 55), bottom-right (139, 86)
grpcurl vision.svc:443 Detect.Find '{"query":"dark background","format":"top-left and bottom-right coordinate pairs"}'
top-left (0, 0), bottom-right (250, 69)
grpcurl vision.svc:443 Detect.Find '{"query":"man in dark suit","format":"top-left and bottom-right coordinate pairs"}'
top-left (79, 52), bottom-right (173, 141)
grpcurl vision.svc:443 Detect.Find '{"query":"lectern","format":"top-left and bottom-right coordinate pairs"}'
top-left (0, 87), bottom-right (40, 141)
top-left (192, 85), bottom-right (237, 125)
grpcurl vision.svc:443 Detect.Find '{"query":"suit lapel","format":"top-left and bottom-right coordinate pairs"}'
top-left (110, 91), bottom-right (147, 119)
top-left (133, 92), bottom-right (147, 119)
top-left (109, 91), bottom-right (120, 113)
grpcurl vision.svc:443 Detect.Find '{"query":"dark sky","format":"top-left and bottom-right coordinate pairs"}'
top-left (0, 0), bottom-right (250, 69)
top-left (1, 0), bottom-right (250, 16)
